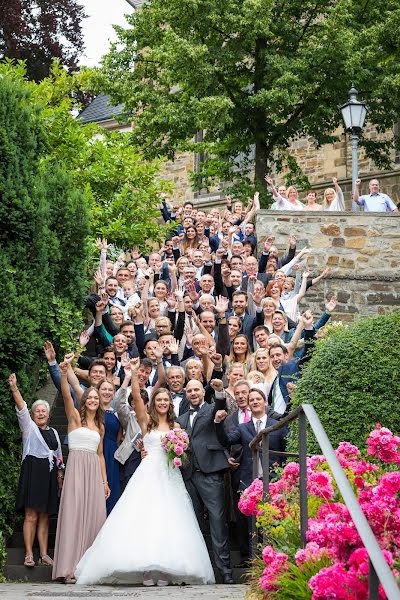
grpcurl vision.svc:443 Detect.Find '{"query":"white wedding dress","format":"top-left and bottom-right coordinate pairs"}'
top-left (75, 429), bottom-right (215, 585)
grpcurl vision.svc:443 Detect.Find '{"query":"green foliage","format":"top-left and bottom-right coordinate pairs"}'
top-left (272, 556), bottom-right (333, 600)
top-left (0, 532), bottom-right (6, 582)
top-left (0, 70), bottom-right (89, 559)
top-left (289, 312), bottom-right (400, 453)
top-left (100, 0), bottom-right (400, 195)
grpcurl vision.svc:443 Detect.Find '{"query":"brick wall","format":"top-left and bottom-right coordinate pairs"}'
top-left (255, 210), bottom-right (400, 320)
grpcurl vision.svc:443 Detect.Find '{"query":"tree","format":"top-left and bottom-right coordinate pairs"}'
top-left (100, 0), bottom-right (400, 198)
top-left (0, 0), bottom-right (85, 80)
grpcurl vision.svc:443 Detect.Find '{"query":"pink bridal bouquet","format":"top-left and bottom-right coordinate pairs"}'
top-left (162, 428), bottom-right (190, 468)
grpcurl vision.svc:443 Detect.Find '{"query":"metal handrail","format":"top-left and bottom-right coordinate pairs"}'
top-left (249, 403), bottom-right (400, 600)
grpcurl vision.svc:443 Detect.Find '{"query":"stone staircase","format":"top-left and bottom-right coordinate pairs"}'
top-left (4, 391), bottom-right (247, 584)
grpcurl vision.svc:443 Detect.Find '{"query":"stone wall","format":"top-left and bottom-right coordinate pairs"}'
top-left (255, 210), bottom-right (400, 321)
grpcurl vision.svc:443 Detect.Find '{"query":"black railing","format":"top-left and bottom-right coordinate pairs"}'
top-left (249, 403), bottom-right (400, 600)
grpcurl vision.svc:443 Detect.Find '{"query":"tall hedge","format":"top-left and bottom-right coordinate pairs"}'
top-left (290, 313), bottom-right (400, 454)
top-left (0, 76), bottom-right (89, 539)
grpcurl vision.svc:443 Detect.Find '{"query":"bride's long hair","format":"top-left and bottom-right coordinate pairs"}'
top-left (147, 387), bottom-right (175, 432)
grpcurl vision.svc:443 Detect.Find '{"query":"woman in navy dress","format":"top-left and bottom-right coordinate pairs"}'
top-left (98, 380), bottom-right (121, 514)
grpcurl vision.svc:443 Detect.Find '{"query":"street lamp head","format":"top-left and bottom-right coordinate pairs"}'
top-left (338, 86), bottom-right (368, 133)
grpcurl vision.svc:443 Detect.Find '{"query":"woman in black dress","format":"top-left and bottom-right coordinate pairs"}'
top-left (9, 373), bottom-right (64, 568)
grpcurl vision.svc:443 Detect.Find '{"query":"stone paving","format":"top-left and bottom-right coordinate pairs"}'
top-left (0, 583), bottom-right (248, 600)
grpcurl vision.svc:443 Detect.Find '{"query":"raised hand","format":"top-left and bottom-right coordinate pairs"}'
top-left (184, 324), bottom-right (193, 347)
top-left (252, 286), bottom-right (265, 305)
top-left (43, 340), bottom-right (56, 363)
top-left (185, 282), bottom-right (199, 303)
top-left (332, 177), bottom-right (338, 185)
top-left (289, 234), bottom-right (297, 248)
top-left (209, 347), bottom-right (223, 368)
top-left (321, 267), bottom-right (331, 278)
top-left (59, 361), bottom-right (69, 375)
top-left (210, 378), bottom-right (224, 392)
top-left (130, 357), bottom-right (140, 372)
top-left (326, 296), bottom-right (337, 313)
top-left (79, 330), bottom-right (91, 347)
top-left (215, 247), bottom-right (225, 259)
top-left (303, 270), bottom-right (311, 279)
top-left (96, 299), bottom-right (107, 313)
top-left (120, 352), bottom-right (130, 369)
top-left (302, 310), bottom-right (314, 329)
top-left (263, 236), bottom-right (274, 253)
top-left (128, 306), bottom-right (137, 320)
top-left (166, 293), bottom-right (177, 309)
top-left (214, 409), bottom-right (227, 423)
top-left (174, 285), bottom-right (185, 302)
top-left (215, 295), bottom-right (229, 315)
top-left (168, 262), bottom-right (177, 274)
top-left (264, 175), bottom-right (273, 186)
top-left (64, 353), bottom-right (75, 365)
top-left (94, 269), bottom-right (105, 287)
top-left (168, 338), bottom-right (179, 355)
top-left (355, 178), bottom-right (361, 187)
top-left (153, 344), bottom-right (164, 361)
top-left (9, 373), bottom-right (17, 390)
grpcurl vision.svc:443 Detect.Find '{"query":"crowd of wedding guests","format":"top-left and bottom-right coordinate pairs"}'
top-left (13, 177), bottom-right (369, 584)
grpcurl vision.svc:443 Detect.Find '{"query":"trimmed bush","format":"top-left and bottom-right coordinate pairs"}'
top-left (290, 312), bottom-right (400, 454)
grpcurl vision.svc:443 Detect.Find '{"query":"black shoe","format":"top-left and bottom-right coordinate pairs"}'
top-left (222, 573), bottom-right (234, 584)
top-left (234, 559), bottom-right (251, 569)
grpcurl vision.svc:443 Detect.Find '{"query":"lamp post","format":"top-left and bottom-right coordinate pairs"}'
top-left (339, 87), bottom-right (368, 211)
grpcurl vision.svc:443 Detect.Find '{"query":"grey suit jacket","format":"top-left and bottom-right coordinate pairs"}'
top-left (177, 400), bottom-right (228, 479)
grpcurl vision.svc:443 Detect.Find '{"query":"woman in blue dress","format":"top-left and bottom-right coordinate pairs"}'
top-left (98, 380), bottom-right (121, 514)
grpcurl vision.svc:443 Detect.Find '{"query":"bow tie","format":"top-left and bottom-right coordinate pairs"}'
top-left (171, 393), bottom-right (183, 400)
top-left (189, 407), bottom-right (199, 414)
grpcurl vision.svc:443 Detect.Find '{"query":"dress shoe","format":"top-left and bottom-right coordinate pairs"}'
top-left (222, 573), bottom-right (234, 584)
top-left (234, 559), bottom-right (251, 569)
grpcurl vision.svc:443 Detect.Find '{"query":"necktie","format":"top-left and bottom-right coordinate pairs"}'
top-left (243, 408), bottom-right (250, 423)
top-left (255, 419), bottom-right (263, 477)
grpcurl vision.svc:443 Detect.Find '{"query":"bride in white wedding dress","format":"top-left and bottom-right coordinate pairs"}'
top-left (75, 360), bottom-right (215, 586)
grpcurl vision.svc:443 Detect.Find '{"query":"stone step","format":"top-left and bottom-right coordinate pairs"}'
top-left (4, 564), bottom-right (53, 582)
top-left (8, 533), bottom-right (56, 548)
top-left (4, 564), bottom-right (247, 584)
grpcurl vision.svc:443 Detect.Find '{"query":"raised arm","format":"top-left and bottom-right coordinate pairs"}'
top-left (59, 361), bottom-right (80, 425)
top-left (130, 358), bottom-right (149, 434)
top-left (353, 178), bottom-right (362, 206)
top-left (286, 315), bottom-right (305, 361)
top-left (265, 176), bottom-right (280, 199)
top-left (9, 373), bottom-right (25, 411)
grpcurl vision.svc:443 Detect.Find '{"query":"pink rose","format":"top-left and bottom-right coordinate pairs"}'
top-left (173, 457), bottom-right (182, 467)
top-left (175, 445), bottom-right (184, 456)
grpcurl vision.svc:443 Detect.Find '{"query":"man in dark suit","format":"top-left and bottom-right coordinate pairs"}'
top-left (177, 379), bottom-right (233, 584)
top-left (268, 311), bottom-right (317, 418)
top-left (214, 386), bottom-right (287, 559)
top-left (227, 290), bottom-right (257, 350)
top-left (214, 388), bottom-right (286, 490)
top-left (166, 365), bottom-right (189, 416)
top-left (223, 379), bottom-right (253, 568)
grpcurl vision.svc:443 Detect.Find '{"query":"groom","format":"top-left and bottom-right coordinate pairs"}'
top-left (177, 378), bottom-right (233, 584)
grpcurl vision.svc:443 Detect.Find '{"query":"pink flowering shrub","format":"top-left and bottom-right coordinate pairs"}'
top-left (366, 424), bottom-right (400, 466)
top-left (239, 424), bottom-right (400, 599)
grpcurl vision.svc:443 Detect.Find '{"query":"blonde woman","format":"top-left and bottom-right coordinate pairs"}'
top-left (324, 177), bottom-right (345, 211)
top-left (249, 348), bottom-right (277, 397)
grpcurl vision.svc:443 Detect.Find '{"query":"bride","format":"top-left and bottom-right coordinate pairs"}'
top-left (75, 358), bottom-right (215, 586)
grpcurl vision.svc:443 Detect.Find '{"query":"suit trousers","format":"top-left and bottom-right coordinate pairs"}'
top-left (231, 469), bottom-right (250, 560)
top-left (185, 471), bottom-right (232, 575)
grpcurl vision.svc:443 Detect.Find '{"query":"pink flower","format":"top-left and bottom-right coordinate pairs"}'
top-left (174, 445), bottom-right (184, 456)
top-left (295, 542), bottom-right (334, 566)
top-left (258, 546), bottom-right (289, 591)
top-left (173, 457), bottom-right (182, 467)
top-left (366, 425), bottom-right (400, 465)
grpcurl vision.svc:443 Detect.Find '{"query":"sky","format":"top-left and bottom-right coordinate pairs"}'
top-left (79, 0), bottom-right (134, 67)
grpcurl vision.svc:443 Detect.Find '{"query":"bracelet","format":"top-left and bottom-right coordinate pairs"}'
top-left (11, 387), bottom-right (18, 392)
top-left (103, 481), bottom-right (108, 485)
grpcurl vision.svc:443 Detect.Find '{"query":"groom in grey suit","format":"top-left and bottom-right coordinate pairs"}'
top-left (177, 379), bottom-right (233, 584)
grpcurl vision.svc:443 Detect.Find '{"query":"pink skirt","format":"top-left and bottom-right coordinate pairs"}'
top-left (52, 449), bottom-right (106, 580)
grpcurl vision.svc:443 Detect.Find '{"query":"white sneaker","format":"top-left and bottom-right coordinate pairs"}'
top-left (157, 573), bottom-right (169, 586)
